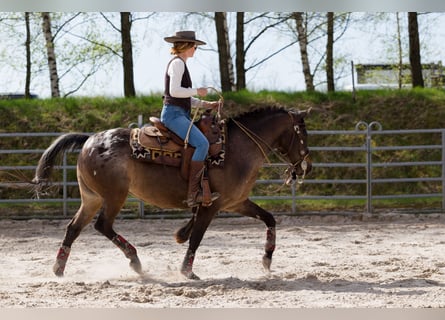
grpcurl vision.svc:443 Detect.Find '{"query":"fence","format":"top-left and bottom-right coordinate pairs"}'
top-left (1, 122), bottom-right (444, 218)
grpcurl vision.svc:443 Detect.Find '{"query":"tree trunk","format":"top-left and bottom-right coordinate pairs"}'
top-left (235, 12), bottom-right (246, 91)
top-left (408, 12), bottom-right (424, 88)
top-left (214, 12), bottom-right (235, 92)
top-left (121, 12), bottom-right (136, 97)
top-left (293, 12), bottom-right (314, 91)
top-left (25, 12), bottom-right (31, 99)
top-left (41, 12), bottom-right (60, 98)
top-left (326, 12), bottom-right (334, 92)
top-left (396, 13), bottom-right (403, 89)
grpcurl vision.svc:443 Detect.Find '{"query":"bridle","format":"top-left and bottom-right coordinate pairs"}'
top-left (282, 112), bottom-right (310, 185)
top-left (232, 110), bottom-right (310, 185)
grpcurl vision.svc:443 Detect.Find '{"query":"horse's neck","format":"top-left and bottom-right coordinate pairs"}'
top-left (237, 115), bottom-right (284, 145)
top-left (230, 114), bottom-right (284, 155)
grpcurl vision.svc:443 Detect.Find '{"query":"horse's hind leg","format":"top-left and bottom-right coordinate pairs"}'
top-left (94, 199), bottom-right (143, 275)
top-left (54, 194), bottom-right (102, 277)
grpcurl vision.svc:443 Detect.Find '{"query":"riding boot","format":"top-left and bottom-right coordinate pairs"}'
top-left (186, 160), bottom-right (220, 207)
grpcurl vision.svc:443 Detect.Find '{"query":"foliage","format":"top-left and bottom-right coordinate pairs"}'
top-left (1, 88), bottom-right (445, 214)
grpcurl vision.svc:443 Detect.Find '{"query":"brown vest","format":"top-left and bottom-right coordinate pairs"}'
top-left (163, 57), bottom-right (192, 112)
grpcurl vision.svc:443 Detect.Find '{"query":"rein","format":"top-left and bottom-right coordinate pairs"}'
top-left (231, 119), bottom-right (273, 163)
top-left (232, 111), bottom-right (309, 185)
top-left (184, 87), bottom-right (224, 149)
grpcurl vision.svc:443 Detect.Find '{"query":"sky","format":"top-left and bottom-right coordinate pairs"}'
top-left (1, 11), bottom-right (445, 97)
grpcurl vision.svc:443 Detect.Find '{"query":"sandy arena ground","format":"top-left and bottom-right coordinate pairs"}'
top-left (0, 214), bottom-right (445, 308)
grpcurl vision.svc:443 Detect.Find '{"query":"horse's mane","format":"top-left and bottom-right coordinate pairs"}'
top-left (227, 106), bottom-right (289, 123)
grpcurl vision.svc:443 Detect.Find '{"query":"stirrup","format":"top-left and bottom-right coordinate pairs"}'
top-left (201, 192), bottom-right (220, 207)
top-left (184, 192), bottom-right (220, 208)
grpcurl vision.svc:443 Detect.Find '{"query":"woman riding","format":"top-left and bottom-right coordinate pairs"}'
top-left (161, 30), bottom-right (220, 207)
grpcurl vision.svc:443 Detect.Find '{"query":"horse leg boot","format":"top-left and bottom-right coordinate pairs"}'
top-left (186, 161), bottom-right (219, 207)
top-left (263, 227), bottom-right (276, 271)
top-left (112, 234), bottom-right (143, 275)
top-left (53, 246), bottom-right (71, 276)
top-left (181, 248), bottom-right (200, 280)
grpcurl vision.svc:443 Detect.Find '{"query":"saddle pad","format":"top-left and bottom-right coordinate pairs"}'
top-left (129, 128), bottom-right (182, 165)
top-left (129, 124), bottom-right (226, 167)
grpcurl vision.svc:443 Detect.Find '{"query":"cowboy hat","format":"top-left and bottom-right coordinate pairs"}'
top-left (164, 31), bottom-right (206, 45)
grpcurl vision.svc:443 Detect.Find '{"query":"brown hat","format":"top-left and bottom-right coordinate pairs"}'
top-left (164, 31), bottom-right (206, 45)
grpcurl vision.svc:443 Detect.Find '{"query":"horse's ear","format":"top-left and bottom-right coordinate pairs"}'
top-left (296, 107), bottom-right (312, 118)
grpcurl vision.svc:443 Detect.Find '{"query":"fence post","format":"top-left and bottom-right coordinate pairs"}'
top-left (442, 129), bottom-right (445, 211)
top-left (367, 122), bottom-right (382, 214)
top-left (138, 115), bottom-right (145, 218)
top-left (366, 126), bottom-right (372, 214)
top-left (356, 121), bottom-right (382, 214)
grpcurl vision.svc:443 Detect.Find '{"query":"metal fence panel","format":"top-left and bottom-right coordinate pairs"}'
top-left (1, 123), bottom-right (444, 218)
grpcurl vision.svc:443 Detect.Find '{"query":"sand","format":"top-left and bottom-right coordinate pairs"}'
top-left (1, 214), bottom-right (445, 308)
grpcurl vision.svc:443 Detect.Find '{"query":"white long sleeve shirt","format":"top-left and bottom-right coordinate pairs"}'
top-left (167, 57), bottom-right (201, 107)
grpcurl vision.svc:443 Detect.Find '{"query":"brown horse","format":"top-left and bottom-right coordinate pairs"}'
top-left (33, 107), bottom-right (312, 280)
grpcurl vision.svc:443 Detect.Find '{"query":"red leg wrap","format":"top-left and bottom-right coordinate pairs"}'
top-left (182, 249), bottom-right (195, 273)
top-left (181, 249), bottom-right (200, 279)
top-left (112, 234), bottom-right (137, 259)
top-left (53, 245), bottom-right (71, 276)
top-left (265, 227), bottom-right (276, 253)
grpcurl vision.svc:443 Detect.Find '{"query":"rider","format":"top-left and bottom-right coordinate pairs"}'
top-left (161, 30), bottom-right (220, 207)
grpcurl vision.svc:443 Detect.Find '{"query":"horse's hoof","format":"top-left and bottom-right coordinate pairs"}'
top-left (181, 270), bottom-right (200, 280)
top-left (53, 262), bottom-right (65, 277)
top-left (262, 255), bottom-right (272, 271)
top-left (130, 256), bottom-right (144, 275)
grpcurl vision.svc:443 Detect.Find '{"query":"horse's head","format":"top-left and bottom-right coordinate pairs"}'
top-left (277, 108), bottom-right (312, 184)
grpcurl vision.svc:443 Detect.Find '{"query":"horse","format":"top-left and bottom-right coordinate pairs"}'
top-left (32, 106), bottom-right (312, 280)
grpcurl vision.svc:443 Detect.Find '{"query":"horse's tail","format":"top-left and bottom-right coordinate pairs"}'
top-left (174, 207), bottom-right (199, 243)
top-left (32, 133), bottom-right (90, 188)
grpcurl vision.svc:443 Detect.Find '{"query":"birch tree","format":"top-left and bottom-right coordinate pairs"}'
top-left (326, 12), bottom-right (334, 92)
top-left (41, 12), bottom-right (60, 98)
top-left (396, 12), bottom-right (403, 89)
top-left (293, 12), bottom-right (314, 91)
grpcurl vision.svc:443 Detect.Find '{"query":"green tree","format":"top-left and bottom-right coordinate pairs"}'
top-left (408, 12), bottom-right (424, 87)
top-left (326, 12), bottom-right (334, 92)
top-left (41, 12), bottom-right (60, 98)
top-left (24, 12), bottom-right (31, 98)
top-left (121, 12), bottom-right (136, 97)
top-left (293, 12), bottom-right (314, 91)
top-left (214, 12), bottom-right (235, 92)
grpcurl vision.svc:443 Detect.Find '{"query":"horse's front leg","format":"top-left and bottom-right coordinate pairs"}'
top-left (234, 199), bottom-right (276, 272)
top-left (180, 206), bottom-right (217, 280)
top-left (263, 226), bottom-right (276, 271)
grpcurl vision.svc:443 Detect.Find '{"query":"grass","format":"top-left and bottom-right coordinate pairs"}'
top-left (1, 88), bottom-right (445, 215)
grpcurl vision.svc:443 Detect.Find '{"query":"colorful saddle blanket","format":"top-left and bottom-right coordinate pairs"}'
top-left (130, 113), bottom-right (225, 168)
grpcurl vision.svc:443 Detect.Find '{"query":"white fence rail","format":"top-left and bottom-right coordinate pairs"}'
top-left (1, 122), bottom-right (444, 218)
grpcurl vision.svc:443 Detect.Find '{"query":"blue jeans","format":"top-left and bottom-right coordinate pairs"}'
top-left (160, 105), bottom-right (209, 161)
